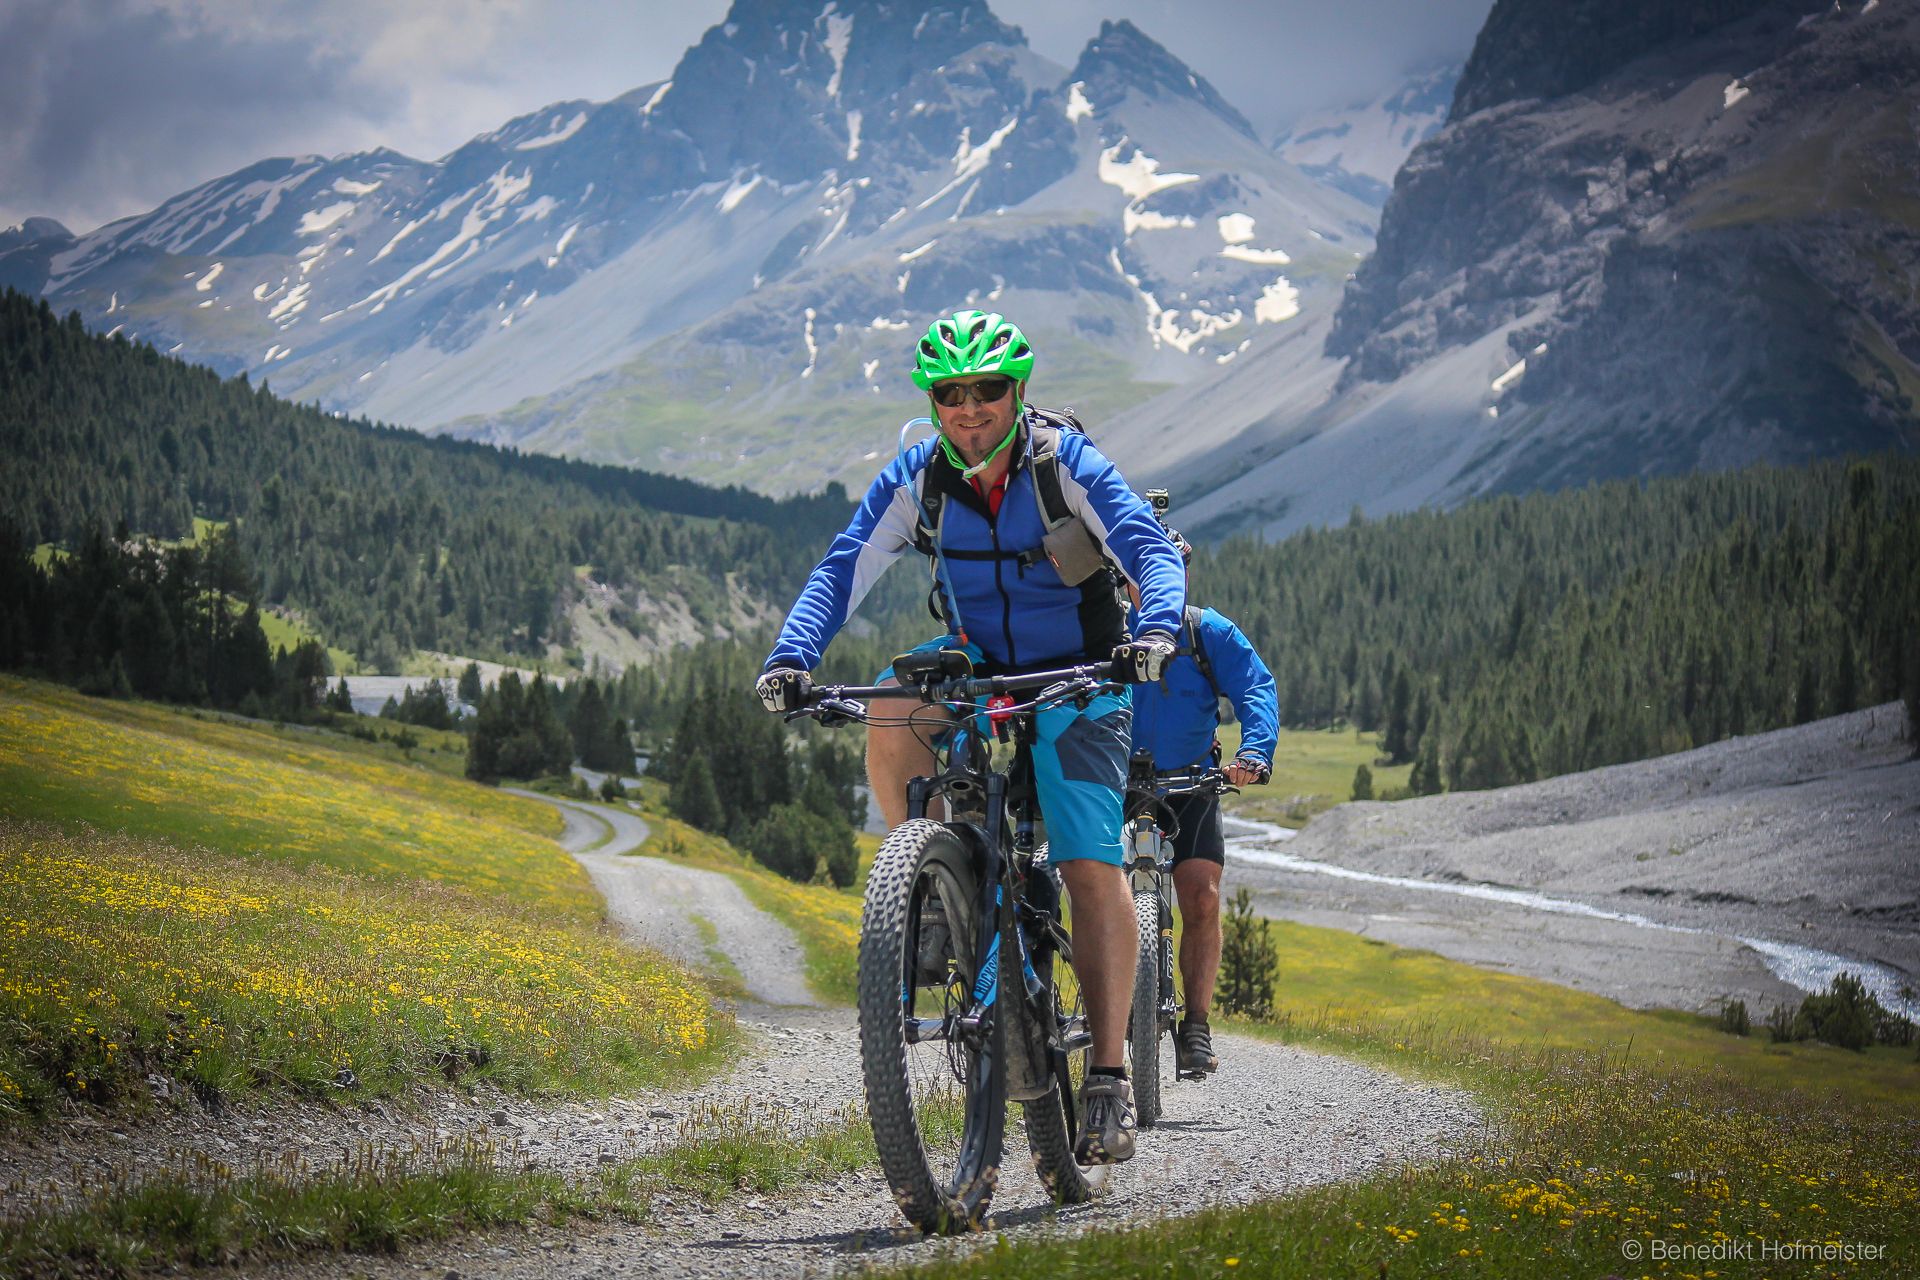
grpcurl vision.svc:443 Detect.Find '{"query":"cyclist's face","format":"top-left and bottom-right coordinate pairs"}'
top-left (932, 376), bottom-right (1020, 466)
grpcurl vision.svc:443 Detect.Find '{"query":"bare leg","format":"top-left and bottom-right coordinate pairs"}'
top-left (1173, 859), bottom-right (1222, 1020)
top-left (864, 678), bottom-right (952, 830)
top-left (1058, 859), bottom-right (1140, 1069)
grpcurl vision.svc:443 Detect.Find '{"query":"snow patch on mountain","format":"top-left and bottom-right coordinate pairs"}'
top-left (546, 223), bottom-right (580, 268)
top-left (1275, 61), bottom-right (1459, 205)
top-left (1124, 208), bottom-right (1195, 235)
top-left (269, 281), bottom-right (310, 321)
top-left (298, 202), bottom-right (356, 235)
top-left (1254, 277), bottom-right (1299, 323)
top-left (822, 6), bottom-right (853, 99)
top-left (720, 173), bottom-right (763, 214)
top-left (195, 262), bottom-right (223, 292)
top-left (952, 118), bottom-right (1019, 181)
top-left (1066, 81), bottom-right (1093, 123)
top-left (1097, 141), bottom-right (1200, 201)
top-left (357, 166), bottom-right (531, 312)
top-left (515, 111), bottom-right (589, 149)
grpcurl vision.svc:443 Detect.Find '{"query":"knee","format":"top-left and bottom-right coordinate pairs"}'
top-left (1178, 876), bottom-right (1221, 924)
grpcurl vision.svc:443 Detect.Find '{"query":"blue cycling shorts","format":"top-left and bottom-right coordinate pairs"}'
top-left (878, 636), bottom-right (1132, 866)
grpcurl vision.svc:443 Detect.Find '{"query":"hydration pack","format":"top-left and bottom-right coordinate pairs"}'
top-left (911, 407), bottom-right (1118, 622)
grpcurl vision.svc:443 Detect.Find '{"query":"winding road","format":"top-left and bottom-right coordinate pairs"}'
top-left (506, 790), bottom-right (816, 1008)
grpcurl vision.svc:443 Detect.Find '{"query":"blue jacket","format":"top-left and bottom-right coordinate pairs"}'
top-left (1129, 607), bottom-right (1279, 770)
top-left (767, 414), bottom-right (1186, 673)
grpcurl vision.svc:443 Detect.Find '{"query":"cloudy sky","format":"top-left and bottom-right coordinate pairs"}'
top-left (1, 0), bottom-right (1491, 235)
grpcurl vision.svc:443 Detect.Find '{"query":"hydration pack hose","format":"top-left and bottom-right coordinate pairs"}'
top-left (900, 417), bottom-right (969, 645)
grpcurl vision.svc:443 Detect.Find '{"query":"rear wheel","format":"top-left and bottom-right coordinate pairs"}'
top-left (1129, 889), bottom-right (1164, 1126)
top-left (858, 820), bottom-right (1003, 1233)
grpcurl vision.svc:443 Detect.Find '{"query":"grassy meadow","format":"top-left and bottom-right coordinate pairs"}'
top-left (885, 918), bottom-right (1919, 1279)
top-left (1218, 722), bottom-right (1413, 825)
top-left (0, 675), bottom-right (733, 1118)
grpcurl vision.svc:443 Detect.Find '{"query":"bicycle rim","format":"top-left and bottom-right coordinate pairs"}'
top-left (857, 820), bottom-right (1005, 1233)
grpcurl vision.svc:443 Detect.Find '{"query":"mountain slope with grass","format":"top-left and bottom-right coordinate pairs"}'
top-left (0, 288), bottom-right (849, 672)
top-left (0, 1), bottom-right (1373, 498)
top-left (0, 674), bottom-right (731, 1117)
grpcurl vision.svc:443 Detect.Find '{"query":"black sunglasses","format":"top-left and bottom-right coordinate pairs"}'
top-left (930, 377), bottom-right (1015, 408)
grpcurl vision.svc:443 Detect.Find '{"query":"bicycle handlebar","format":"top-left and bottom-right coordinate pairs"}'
top-left (1151, 767), bottom-right (1237, 797)
top-left (786, 660), bottom-right (1124, 727)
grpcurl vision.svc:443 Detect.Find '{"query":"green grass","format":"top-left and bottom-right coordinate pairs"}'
top-left (0, 676), bottom-right (566, 907)
top-left (1217, 722), bottom-right (1413, 826)
top-left (877, 917), bottom-right (1919, 1278)
top-left (687, 911), bottom-right (748, 994)
top-left (0, 1099), bottom-right (877, 1279)
top-left (1683, 106), bottom-right (1920, 234)
top-left (0, 676), bottom-right (734, 1119)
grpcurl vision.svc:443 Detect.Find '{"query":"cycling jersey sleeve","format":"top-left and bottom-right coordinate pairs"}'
top-left (764, 446), bottom-right (928, 672)
top-left (1205, 609), bottom-right (1279, 765)
top-left (1054, 434), bottom-right (1186, 637)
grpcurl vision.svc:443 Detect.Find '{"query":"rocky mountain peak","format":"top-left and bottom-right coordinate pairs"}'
top-left (1451, 0), bottom-right (1788, 120)
top-left (646, 0), bottom-right (1028, 183)
top-left (0, 218), bottom-right (73, 251)
top-left (1068, 19), bottom-right (1256, 141)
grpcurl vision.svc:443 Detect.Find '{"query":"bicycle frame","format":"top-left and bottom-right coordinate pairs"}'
top-left (798, 661), bottom-right (1114, 1118)
top-left (1124, 760), bottom-right (1235, 1080)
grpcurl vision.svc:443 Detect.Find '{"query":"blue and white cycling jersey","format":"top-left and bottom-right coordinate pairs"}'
top-left (766, 413), bottom-right (1186, 673)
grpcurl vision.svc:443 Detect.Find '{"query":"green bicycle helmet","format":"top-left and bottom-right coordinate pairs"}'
top-left (910, 309), bottom-right (1036, 390)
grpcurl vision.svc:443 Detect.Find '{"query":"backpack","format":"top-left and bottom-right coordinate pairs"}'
top-left (1180, 605), bottom-right (1223, 706)
top-left (911, 407), bottom-right (1117, 622)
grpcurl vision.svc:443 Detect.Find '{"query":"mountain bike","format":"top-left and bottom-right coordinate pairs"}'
top-left (788, 650), bottom-right (1121, 1233)
top-left (1122, 754), bottom-right (1235, 1127)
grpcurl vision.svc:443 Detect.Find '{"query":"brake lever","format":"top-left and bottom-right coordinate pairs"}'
top-left (814, 696), bottom-right (867, 727)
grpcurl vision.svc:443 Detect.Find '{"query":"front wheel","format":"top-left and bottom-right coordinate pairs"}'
top-left (857, 820), bottom-right (1003, 1234)
top-left (1130, 889), bottom-right (1164, 1126)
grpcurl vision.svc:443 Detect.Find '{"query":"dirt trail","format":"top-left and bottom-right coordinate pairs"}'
top-left (509, 792), bottom-right (814, 1007)
top-left (5, 795), bottom-right (1480, 1276)
top-left (262, 796), bottom-right (1481, 1277)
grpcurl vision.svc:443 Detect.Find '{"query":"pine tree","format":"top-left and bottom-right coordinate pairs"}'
top-left (1351, 764), bottom-right (1373, 801)
top-left (672, 753), bottom-right (723, 832)
top-left (1217, 888), bottom-right (1276, 1020)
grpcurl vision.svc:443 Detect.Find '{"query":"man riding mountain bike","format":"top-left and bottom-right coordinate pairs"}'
top-left (1126, 524), bottom-right (1278, 1076)
top-left (757, 309), bottom-right (1187, 1165)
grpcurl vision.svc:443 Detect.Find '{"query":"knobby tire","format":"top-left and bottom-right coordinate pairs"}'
top-left (857, 820), bottom-right (1003, 1233)
top-left (1129, 888), bottom-right (1164, 1127)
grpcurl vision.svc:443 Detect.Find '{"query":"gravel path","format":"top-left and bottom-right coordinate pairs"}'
top-left (274, 1012), bottom-right (1477, 1280)
top-left (5, 792), bottom-right (1482, 1274)
top-left (510, 791), bottom-right (815, 1007)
